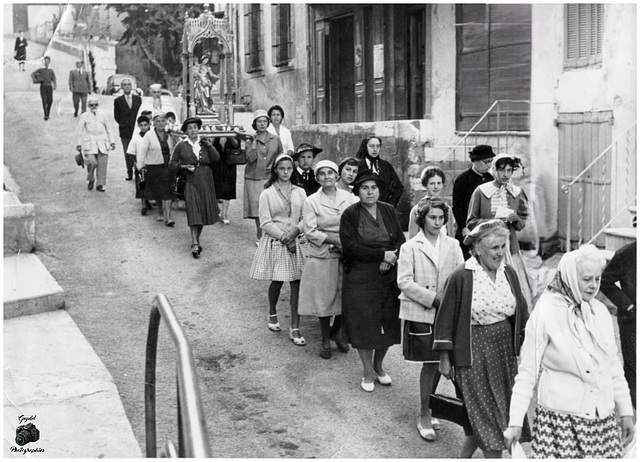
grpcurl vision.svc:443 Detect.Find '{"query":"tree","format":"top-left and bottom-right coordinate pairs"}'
top-left (108, 4), bottom-right (205, 89)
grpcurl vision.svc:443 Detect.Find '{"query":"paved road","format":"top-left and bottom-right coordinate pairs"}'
top-left (4, 38), bottom-right (488, 458)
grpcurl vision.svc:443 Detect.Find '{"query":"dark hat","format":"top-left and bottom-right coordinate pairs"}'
top-left (469, 145), bottom-right (496, 161)
top-left (352, 169), bottom-right (386, 196)
top-left (293, 143), bottom-right (322, 160)
top-left (463, 219), bottom-right (507, 247)
top-left (181, 117), bottom-right (202, 132)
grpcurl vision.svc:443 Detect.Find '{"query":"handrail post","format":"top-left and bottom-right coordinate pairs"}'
top-left (145, 306), bottom-right (161, 458)
top-left (566, 187), bottom-right (572, 252)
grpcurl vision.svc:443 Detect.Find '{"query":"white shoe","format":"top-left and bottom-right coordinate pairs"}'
top-left (360, 377), bottom-right (375, 392)
top-left (376, 373), bottom-right (392, 385)
top-left (417, 418), bottom-right (436, 441)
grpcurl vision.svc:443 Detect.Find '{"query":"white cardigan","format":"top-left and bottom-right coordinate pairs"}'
top-left (508, 291), bottom-right (634, 426)
top-left (397, 230), bottom-right (464, 324)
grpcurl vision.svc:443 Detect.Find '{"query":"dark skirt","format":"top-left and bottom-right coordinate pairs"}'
top-left (531, 407), bottom-right (622, 458)
top-left (455, 320), bottom-right (522, 452)
top-left (143, 164), bottom-right (173, 201)
top-left (184, 165), bottom-right (219, 226)
top-left (211, 160), bottom-right (237, 200)
top-left (342, 261), bottom-right (401, 349)
top-left (403, 321), bottom-right (440, 363)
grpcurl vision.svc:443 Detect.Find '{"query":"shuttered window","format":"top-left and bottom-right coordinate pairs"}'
top-left (565, 4), bottom-right (603, 68)
top-left (244, 4), bottom-right (263, 73)
top-left (272, 4), bottom-right (293, 67)
top-left (456, 4), bottom-right (531, 132)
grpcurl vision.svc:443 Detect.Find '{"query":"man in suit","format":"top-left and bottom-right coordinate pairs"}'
top-left (114, 78), bottom-right (142, 180)
top-left (293, 143), bottom-right (321, 196)
top-left (69, 60), bottom-right (92, 117)
top-left (31, 56), bottom-right (56, 120)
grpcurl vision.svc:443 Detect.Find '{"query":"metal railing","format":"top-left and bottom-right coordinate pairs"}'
top-left (145, 294), bottom-right (211, 458)
top-left (445, 100), bottom-right (530, 164)
top-left (561, 121), bottom-right (637, 250)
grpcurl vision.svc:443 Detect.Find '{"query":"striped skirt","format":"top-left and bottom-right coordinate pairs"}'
top-left (531, 406), bottom-right (622, 458)
top-left (249, 234), bottom-right (308, 282)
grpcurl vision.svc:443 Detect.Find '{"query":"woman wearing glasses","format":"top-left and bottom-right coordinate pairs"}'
top-left (75, 96), bottom-right (116, 192)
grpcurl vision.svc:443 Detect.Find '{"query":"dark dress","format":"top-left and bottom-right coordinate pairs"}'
top-left (144, 131), bottom-right (174, 202)
top-left (170, 139), bottom-right (220, 226)
top-left (211, 139), bottom-right (237, 200)
top-left (340, 202), bottom-right (405, 349)
top-left (14, 37), bottom-right (27, 62)
top-left (357, 158), bottom-right (403, 207)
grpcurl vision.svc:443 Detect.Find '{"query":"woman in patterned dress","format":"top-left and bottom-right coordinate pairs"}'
top-left (433, 219), bottom-right (529, 458)
top-left (504, 245), bottom-right (635, 458)
top-left (249, 154), bottom-right (307, 344)
top-left (169, 117), bottom-right (220, 258)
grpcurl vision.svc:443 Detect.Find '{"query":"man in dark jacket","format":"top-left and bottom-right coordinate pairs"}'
top-left (601, 240), bottom-right (636, 408)
top-left (293, 143), bottom-right (321, 197)
top-left (452, 144), bottom-right (495, 259)
top-left (114, 78), bottom-right (142, 180)
top-left (31, 56), bottom-right (56, 120)
top-left (68, 60), bottom-right (92, 117)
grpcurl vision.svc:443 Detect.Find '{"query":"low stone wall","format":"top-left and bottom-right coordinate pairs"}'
top-left (3, 192), bottom-right (35, 255)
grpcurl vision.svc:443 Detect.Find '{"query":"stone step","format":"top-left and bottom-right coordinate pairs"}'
top-left (4, 191), bottom-right (35, 255)
top-left (604, 227), bottom-right (636, 252)
top-left (3, 310), bottom-right (142, 457)
top-left (3, 254), bottom-right (64, 319)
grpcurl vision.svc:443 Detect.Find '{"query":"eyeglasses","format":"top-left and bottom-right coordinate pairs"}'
top-left (88, 104), bottom-right (98, 107)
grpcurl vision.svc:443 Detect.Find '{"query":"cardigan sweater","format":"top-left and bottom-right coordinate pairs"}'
top-left (340, 201), bottom-right (405, 272)
top-left (397, 230), bottom-right (464, 324)
top-left (508, 292), bottom-right (634, 425)
top-left (433, 263), bottom-right (528, 367)
top-left (137, 129), bottom-right (176, 168)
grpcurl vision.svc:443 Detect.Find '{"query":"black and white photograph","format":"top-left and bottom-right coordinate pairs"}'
top-left (3, 2), bottom-right (636, 458)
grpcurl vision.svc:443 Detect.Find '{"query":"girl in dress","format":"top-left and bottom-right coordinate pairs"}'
top-left (250, 154), bottom-right (308, 345)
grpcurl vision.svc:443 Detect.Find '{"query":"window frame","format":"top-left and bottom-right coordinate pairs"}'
top-left (564, 3), bottom-right (603, 69)
top-left (271, 4), bottom-right (294, 68)
top-left (244, 4), bottom-right (264, 74)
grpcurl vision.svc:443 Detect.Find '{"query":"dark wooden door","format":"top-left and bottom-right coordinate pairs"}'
top-left (408, 8), bottom-right (425, 120)
top-left (328, 15), bottom-right (355, 123)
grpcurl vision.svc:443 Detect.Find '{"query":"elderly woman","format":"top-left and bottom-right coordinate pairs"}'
top-left (504, 245), bottom-right (635, 458)
top-left (299, 160), bottom-right (356, 359)
top-left (433, 219), bottom-right (529, 458)
top-left (249, 154), bottom-right (307, 345)
top-left (355, 135), bottom-right (403, 208)
top-left (169, 117), bottom-right (220, 258)
top-left (137, 112), bottom-right (177, 226)
top-left (75, 96), bottom-right (116, 192)
top-left (340, 170), bottom-right (405, 392)
top-left (409, 166), bottom-right (456, 239)
top-left (398, 198), bottom-right (464, 441)
top-left (244, 109), bottom-right (283, 242)
top-left (266, 105), bottom-right (294, 156)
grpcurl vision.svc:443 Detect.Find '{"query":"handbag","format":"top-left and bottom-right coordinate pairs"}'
top-left (137, 168), bottom-right (145, 191)
top-left (171, 167), bottom-right (187, 199)
top-left (75, 152), bottom-right (84, 168)
top-left (430, 387), bottom-right (472, 429)
top-left (224, 148), bottom-right (247, 166)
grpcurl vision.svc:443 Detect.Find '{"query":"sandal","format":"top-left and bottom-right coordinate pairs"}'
top-left (267, 314), bottom-right (281, 332)
top-left (165, 220), bottom-right (175, 227)
top-left (191, 244), bottom-right (200, 259)
top-left (197, 244), bottom-right (202, 255)
top-left (289, 328), bottom-right (306, 346)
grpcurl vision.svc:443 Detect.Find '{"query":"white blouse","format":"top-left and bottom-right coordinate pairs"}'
top-left (466, 256), bottom-right (516, 325)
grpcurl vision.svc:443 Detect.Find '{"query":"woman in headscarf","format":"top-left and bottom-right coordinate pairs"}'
top-left (169, 117), bottom-right (220, 258)
top-left (433, 219), bottom-right (530, 458)
top-left (299, 160), bottom-right (356, 359)
top-left (354, 135), bottom-right (403, 208)
top-left (504, 244), bottom-right (635, 458)
top-left (244, 109), bottom-right (283, 243)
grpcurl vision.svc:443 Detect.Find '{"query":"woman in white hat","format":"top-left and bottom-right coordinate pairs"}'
top-left (244, 109), bottom-right (284, 242)
top-left (299, 159), bottom-right (356, 358)
top-left (137, 111), bottom-right (177, 226)
top-left (75, 95), bottom-right (115, 192)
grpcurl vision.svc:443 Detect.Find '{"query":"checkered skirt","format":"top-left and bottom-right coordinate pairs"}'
top-left (531, 406), bottom-right (622, 458)
top-left (249, 234), bottom-right (308, 281)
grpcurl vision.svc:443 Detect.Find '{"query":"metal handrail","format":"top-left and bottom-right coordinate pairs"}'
top-left (145, 294), bottom-right (211, 458)
top-left (445, 99), bottom-right (530, 162)
top-left (587, 196), bottom-right (638, 245)
top-left (561, 121), bottom-right (638, 194)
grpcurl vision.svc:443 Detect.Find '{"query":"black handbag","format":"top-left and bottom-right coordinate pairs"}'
top-left (75, 152), bottom-right (84, 168)
top-left (430, 387), bottom-right (472, 429)
top-left (171, 168), bottom-right (187, 199)
top-left (224, 148), bottom-right (247, 166)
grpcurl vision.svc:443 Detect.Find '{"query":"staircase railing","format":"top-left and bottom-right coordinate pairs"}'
top-left (561, 121), bottom-right (637, 250)
top-left (145, 294), bottom-right (211, 458)
top-left (445, 99), bottom-right (530, 164)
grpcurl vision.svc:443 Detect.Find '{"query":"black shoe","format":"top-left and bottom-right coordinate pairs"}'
top-left (44, 116), bottom-right (48, 120)
top-left (96, 185), bottom-right (105, 192)
top-left (74, 112), bottom-right (77, 117)
top-left (141, 208), bottom-right (148, 216)
top-left (88, 179), bottom-right (94, 190)
top-left (125, 175), bottom-right (133, 181)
